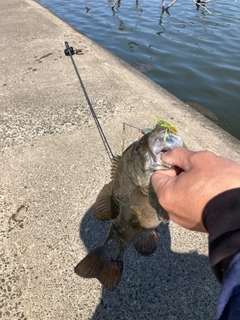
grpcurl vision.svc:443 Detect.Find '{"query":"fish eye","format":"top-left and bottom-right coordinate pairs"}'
top-left (135, 147), bottom-right (141, 155)
top-left (135, 137), bottom-right (146, 155)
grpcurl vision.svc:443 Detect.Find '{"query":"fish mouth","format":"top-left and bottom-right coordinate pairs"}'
top-left (150, 151), bottom-right (173, 171)
top-left (148, 128), bottom-right (183, 170)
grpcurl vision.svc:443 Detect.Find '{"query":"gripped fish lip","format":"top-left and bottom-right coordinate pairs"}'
top-left (148, 128), bottom-right (181, 170)
top-left (150, 161), bottom-right (175, 171)
top-left (155, 165), bottom-right (175, 171)
top-left (148, 151), bottom-right (174, 171)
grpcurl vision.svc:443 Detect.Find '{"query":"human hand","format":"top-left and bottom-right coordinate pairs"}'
top-left (152, 147), bottom-right (240, 232)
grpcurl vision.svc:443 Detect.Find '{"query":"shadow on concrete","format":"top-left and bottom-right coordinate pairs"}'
top-left (78, 206), bottom-right (220, 320)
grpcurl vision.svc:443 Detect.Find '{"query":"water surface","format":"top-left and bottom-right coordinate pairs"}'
top-left (37, 0), bottom-right (240, 139)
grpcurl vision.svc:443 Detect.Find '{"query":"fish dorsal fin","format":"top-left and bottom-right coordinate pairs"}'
top-left (130, 187), bottom-right (149, 206)
top-left (93, 182), bottom-right (113, 221)
top-left (110, 155), bottom-right (121, 180)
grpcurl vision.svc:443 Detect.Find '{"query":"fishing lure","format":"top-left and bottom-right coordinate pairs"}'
top-left (122, 116), bottom-right (177, 149)
top-left (151, 116), bottom-right (177, 140)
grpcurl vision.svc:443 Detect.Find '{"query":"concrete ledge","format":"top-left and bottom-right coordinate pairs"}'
top-left (1, 0), bottom-right (239, 319)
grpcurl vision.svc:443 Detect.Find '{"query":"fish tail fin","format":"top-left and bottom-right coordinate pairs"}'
top-left (74, 247), bottom-right (123, 291)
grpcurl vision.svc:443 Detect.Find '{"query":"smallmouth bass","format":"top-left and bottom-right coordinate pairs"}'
top-left (75, 127), bottom-right (183, 291)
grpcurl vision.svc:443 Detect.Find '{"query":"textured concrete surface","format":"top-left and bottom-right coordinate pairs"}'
top-left (1, 0), bottom-right (240, 319)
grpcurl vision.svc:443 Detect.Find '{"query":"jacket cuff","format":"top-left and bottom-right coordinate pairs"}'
top-left (202, 188), bottom-right (240, 282)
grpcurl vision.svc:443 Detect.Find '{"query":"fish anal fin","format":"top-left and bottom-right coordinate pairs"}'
top-left (134, 229), bottom-right (158, 256)
top-left (74, 247), bottom-right (123, 291)
top-left (93, 182), bottom-right (113, 221)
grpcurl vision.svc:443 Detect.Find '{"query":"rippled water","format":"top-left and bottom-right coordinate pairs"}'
top-left (37, 0), bottom-right (240, 140)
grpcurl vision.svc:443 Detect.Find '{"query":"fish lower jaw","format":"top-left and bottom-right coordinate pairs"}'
top-left (151, 163), bottom-right (174, 171)
top-left (149, 153), bottom-right (173, 171)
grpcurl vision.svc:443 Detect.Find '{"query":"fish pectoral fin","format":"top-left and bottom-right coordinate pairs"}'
top-left (93, 182), bottom-right (113, 221)
top-left (74, 247), bottom-right (123, 292)
top-left (130, 187), bottom-right (149, 206)
top-left (134, 229), bottom-right (158, 256)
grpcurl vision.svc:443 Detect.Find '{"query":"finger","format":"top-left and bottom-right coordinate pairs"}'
top-left (161, 147), bottom-right (195, 171)
top-left (151, 170), bottom-right (174, 194)
top-left (154, 168), bottom-right (178, 178)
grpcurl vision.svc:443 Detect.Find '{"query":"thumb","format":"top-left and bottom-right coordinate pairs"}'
top-left (161, 147), bottom-right (194, 171)
top-left (151, 169), bottom-right (176, 195)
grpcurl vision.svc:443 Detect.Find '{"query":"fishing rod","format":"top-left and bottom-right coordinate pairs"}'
top-left (64, 41), bottom-right (114, 160)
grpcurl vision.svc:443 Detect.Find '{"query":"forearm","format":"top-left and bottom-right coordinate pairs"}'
top-left (202, 188), bottom-right (240, 282)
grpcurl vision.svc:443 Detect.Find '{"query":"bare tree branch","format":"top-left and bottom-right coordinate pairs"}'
top-left (165, 0), bottom-right (178, 10)
top-left (196, 0), bottom-right (214, 3)
top-left (111, 0), bottom-right (213, 14)
top-left (112, 0), bottom-right (120, 9)
top-left (162, 0), bottom-right (178, 12)
top-left (193, 0), bottom-right (212, 14)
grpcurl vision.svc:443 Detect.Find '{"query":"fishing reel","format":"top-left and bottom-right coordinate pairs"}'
top-left (64, 45), bottom-right (82, 56)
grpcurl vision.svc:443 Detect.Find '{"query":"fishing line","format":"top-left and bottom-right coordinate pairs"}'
top-left (122, 122), bottom-right (145, 134)
top-left (121, 122), bottom-right (148, 154)
top-left (64, 41), bottom-right (114, 161)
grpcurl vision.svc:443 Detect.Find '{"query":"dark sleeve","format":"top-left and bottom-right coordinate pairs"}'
top-left (202, 188), bottom-right (240, 282)
top-left (217, 252), bottom-right (240, 320)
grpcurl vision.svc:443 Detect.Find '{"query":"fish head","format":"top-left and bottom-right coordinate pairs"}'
top-left (127, 128), bottom-right (183, 187)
